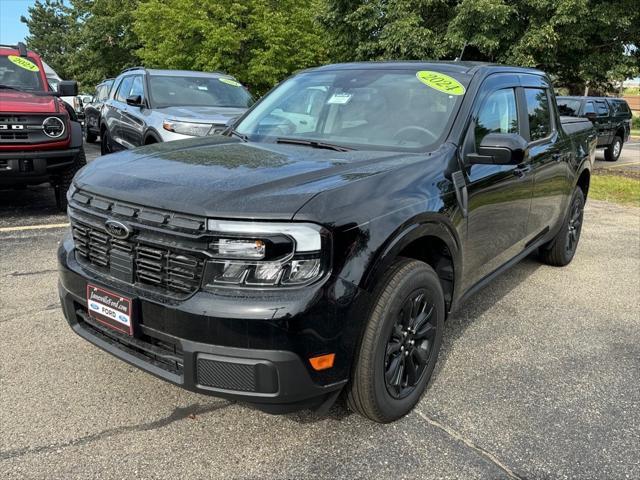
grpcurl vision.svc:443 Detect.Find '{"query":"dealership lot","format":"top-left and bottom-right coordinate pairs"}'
top-left (1, 142), bottom-right (639, 479)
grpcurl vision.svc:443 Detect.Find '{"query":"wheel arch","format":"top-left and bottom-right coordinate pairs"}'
top-left (576, 167), bottom-right (591, 199)
top-left (144, 128), bottom-right (162, 144)
top-left (361, 220), bottom-right (461, 314)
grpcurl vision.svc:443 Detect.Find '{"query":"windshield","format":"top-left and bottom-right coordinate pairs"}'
top-left (0, 55), bottom-right (44, 91)
top-left (235, 69), bottom-right (468, 151)
top-left (148, 75), bottom-right (253, 108)
top-left (556, 98), bottom-right (582, 116)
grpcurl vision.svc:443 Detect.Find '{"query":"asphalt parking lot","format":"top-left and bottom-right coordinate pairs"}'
top-left (1, 141), bottom-right (639, 479)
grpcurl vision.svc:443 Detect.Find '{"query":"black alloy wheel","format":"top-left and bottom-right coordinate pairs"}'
top-left (565, 193), bottom-right (584, 256)
top-left (384, 290), bottom-right (437, 399)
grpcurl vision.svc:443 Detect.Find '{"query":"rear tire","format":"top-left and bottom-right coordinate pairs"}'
top-left (538, 188), bottom-right (585, 267)
top-left (54, 148), bottom-right (87, 212)
top-left (604, 136), bottom-right (622, 162)
top-left (346, 258), bottom-right (444, 423)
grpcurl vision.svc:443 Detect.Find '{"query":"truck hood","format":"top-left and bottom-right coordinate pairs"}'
top-left (157, 106), bottom-right (246, 125)
top-left (0, 90), bottom-right (60, 113)
top-left (74, 136), bottom-right (422, 220)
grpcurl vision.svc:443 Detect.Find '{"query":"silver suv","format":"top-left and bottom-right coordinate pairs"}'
top-left (100, 68), bottom-right (253, 154)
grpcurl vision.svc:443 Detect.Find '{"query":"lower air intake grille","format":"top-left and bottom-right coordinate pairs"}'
top-left (197, 358), bottom-right (258, 392)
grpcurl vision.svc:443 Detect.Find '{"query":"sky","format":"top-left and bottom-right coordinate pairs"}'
top-left (0, 0), bottom-right (35, 45)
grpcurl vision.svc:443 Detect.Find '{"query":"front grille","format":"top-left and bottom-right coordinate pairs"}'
top-left (0, 131), bottom-right (29, 141)
top-left (70, 189), bottom-right (206, 234)
top-left (72, 220), bottom-right (205, 295)
top-left (0, 115), bottom-right (65, 144)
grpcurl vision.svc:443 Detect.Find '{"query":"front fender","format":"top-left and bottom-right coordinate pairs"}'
top-left (359, 218), bottom-right (462, 298)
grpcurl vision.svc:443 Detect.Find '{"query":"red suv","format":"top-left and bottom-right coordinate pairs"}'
top-left (0, 43), bottom-right (85, 210)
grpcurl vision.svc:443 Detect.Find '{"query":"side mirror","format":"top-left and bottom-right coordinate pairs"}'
top-left (584, 112), bottom-right (596, 121)
top-left (57, 80), bottom-right (78, 97)
top-left (466, 133), bottom-right (528, 165)
top-left (126, 95), bottom-right (143, 107)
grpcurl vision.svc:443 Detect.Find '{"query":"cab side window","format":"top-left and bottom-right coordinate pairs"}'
top-left (524, 88), bottom-right (551, 141)
top-left (474, 88), bottom-right (518, 149)
top-left (584, 101), bottom-right (595, 115)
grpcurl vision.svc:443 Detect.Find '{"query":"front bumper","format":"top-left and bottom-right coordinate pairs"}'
top-left (58, 234), bottom-right (368, 411)
top-left (0, 147), bottom-right (81, 186)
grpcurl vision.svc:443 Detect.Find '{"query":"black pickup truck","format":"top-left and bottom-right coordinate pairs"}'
top-left (58, 62), bottom-right (596, 423)
top-left (556, 96), bottom-right (631, 161)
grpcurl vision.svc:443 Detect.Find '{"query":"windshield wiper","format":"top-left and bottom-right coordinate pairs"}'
top-left (275, 137), bottom-right (354, 152)
top-left (226, 129), bottom-right (248, 142)
top-left (0, 84), bottom-right (22, 91)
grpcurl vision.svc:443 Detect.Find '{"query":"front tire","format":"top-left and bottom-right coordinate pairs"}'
top-left (604, 136), bottom-right (622, 162)
top-left (53, 148), bottom-right (87, 212)
top-left (347, 258), bottom-right (444, 423)
top-left (85, 127), bottom-right (97, 143)
top-left (539, 188), bottom-right (585, 266)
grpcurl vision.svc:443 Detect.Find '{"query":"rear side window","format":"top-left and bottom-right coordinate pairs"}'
top-left (524, 88), bottom-right (551, 141)
top-left (475, 88), bottom-right (518, 148)
top-left (596, 101), bottom-right (609, 116)
top-left (611, 100), bottom-right (630, 115)
top-left (115, 76), bottom-right (133, 102)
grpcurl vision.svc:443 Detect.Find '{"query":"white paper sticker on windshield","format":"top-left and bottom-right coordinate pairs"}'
top-left (327, 93), bottom-right (352, 105)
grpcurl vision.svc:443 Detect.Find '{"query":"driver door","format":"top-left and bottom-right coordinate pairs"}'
top-left (459, 74), bottom-right (534, 291)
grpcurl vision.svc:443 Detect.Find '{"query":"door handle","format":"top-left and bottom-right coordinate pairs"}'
top-left (513, 165), bottom-right (532, 178)
top-left (552, 153), bottom-right (562, 162)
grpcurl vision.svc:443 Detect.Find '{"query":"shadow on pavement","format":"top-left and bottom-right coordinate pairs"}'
top-left (0, 185), bottom-right (62, 219)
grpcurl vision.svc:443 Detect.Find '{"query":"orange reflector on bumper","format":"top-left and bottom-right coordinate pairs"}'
top-left (309, 353), bottom-right (335, 371)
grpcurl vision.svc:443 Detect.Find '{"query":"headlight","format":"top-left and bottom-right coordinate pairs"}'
top-left (42, 116), bottom-right (65, 138)
top-left (162, 119), bottom-right (213, 137)
top-left (203, 220), bottom-right (330, 288)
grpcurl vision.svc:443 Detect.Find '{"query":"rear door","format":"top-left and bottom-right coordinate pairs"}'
top-left (119, 74), bottom-right (147, 148)
top-left (460, 74), bottom-right (534, 290)
top-left (594, 100), bottom-right (612, 146)
top-left (110, 75), bottom-right (134, 149)
top-left (521, 76), bottom-right (572, 238)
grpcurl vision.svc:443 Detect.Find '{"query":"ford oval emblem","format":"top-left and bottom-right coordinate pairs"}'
top-left (104, 219), bottom-right (131, 240)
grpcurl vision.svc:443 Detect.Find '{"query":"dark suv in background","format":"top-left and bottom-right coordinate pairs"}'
top-left (100, 67), bottom-right (253, 155)
top-left (84, 78), bottom-right (113, 143)
top-left (556, 96), bottom-right (632, 161)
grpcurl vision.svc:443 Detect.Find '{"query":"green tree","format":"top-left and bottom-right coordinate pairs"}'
top-left (20, 0), bottom-right (79, 80)
top-left (21, 0), bottom-right (140, 91)
top-left (321, 0), bottom-right (640, 93)
top-left (133, 0), bottom-right (329, 94)
top-left (66, 0), bottom-right (141, 90)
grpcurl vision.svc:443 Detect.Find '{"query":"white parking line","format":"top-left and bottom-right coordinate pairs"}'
top-left (0, 223), bottom-right (69, 233)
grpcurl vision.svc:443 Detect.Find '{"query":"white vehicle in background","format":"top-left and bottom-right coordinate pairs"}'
top-left (42, 60), bottom-right (84, 122)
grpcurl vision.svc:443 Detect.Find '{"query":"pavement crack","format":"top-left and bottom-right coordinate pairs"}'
top-left (3, 268), bottom-right (58, 278)
top-left (0, 402), bottom-right (231, 461)
top-left (415, 410), bottom-right (523, 480)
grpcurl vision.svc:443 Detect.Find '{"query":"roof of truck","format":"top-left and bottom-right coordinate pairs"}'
top-left (303, 61), bottom-right (545, 76)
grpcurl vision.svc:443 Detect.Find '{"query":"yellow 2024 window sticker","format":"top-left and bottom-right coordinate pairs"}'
top-left (8, 55), bottom-right (40, 72)
top-left (416, 71), bottom-right (465, 95)
top-left (219, 78), bottom-right (242, 87)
